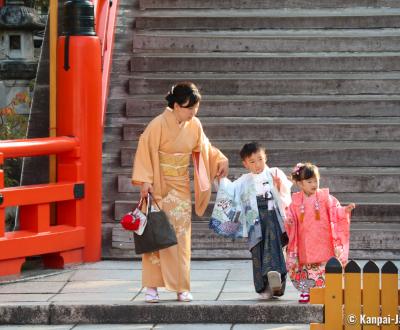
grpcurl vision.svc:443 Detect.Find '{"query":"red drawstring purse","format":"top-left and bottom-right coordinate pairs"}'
top-left (120, 196), bottom-right (148, 235)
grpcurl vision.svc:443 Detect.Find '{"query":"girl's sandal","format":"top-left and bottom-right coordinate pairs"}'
top-left (298, 292), bottom-right (310, 304)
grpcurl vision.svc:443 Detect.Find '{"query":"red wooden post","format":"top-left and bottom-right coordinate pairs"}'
top-left (19, 204), bottom-right (50, 232)
top-left (57, 0), bottom-right (102, 262)
top-left (0, 153), bottom-right (26, 277)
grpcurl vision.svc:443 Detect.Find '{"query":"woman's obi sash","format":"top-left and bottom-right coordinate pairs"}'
top-left (159, 151), bottom-right (190, 178)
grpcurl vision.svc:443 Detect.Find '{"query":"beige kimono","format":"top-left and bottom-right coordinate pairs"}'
top-left (132, 108), bottom-right (227, 292)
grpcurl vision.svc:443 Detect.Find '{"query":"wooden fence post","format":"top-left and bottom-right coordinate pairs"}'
top-left (344, 260), bottom-right (362, 330)
top-left (311, 258), bottom-right (399, 329)
top-left (363, 260), bottom-right (380, 330)
top-left (381, 261), bottom-right (398, 330)
top-left (325, 257), bottom-right (343, 330)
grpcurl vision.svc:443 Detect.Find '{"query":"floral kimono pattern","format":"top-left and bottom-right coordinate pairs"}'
top-left (209, 178), bottom-right (243, 239)
top-left (285, 188), bottom-right (350, 293)
top-left (210, 167), bottom-right (292, 248)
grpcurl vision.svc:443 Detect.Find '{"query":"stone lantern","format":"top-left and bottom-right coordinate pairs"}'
top-left (0, 0), bottom-right (46, 114)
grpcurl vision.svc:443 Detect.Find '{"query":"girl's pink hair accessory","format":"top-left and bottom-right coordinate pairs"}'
top-left (293, 162), bottom-right (304, 175)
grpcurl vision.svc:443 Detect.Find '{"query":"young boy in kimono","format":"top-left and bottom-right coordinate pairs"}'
top-left (238, 142), bottom-right (292, 299)
top-left (285, 162), bottom-right (355, 303)
top-left (211, 142), bottom-right (292, 299)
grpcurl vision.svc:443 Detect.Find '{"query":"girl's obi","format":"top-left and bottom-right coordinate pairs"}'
top-left (159, 151), bottom-right (190, 179)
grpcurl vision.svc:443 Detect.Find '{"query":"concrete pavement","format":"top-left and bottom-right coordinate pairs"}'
top-left (0, 260), bottom-right (302, 303)
top-left (0, 259), bottom-right (397, 328)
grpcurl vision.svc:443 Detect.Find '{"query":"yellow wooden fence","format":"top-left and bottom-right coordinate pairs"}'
top-left (310, 257), bottom-right (398, 330)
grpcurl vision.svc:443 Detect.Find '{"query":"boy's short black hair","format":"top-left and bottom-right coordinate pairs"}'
top-left (239, 142), bottom-right (267, 160)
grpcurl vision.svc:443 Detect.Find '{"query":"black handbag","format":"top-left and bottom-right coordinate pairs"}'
top-left (133, 194), bottom-right (178, 254)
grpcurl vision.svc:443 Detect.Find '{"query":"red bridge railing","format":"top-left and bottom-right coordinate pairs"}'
top-left (93, 0), bottom-right (119, 124)
top-left (0, 137), bottom-right (86, 275)
top-left (0, 0), bottom-right (119, 277)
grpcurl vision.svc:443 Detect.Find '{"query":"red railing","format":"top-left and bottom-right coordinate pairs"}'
top-left (0, 0), bottom-right (119, 277)
top-left (93, 0), bottom-right (119, 125)
top-left (0, 137), bottom-right (78, 158)
top-left (0, 137), bottom-right (85, 275)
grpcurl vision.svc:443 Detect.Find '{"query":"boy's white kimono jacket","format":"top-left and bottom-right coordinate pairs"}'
top-left (209, 167), bottom-right (292, 250)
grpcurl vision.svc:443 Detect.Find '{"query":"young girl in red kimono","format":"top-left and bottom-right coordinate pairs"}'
top-left (285, 162), bottom-right (355, 303)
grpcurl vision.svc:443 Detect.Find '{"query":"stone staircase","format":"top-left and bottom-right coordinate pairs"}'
top-left (104, 0), bottom-right (400, 260)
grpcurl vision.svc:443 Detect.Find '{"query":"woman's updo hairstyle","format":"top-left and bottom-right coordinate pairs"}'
top-left (165, 82), bottom-right (202, 109)
top-left (291, 162), bottom-right (320, 182)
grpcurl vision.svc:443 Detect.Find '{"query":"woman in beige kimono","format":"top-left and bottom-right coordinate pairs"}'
top-left (132, 82), bottom-right (229, 303)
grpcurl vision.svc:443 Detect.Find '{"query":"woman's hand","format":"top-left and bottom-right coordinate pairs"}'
top-left (216, 159), bottom-right (229, 178)
top-left (345, 203), bottom-right (356, 214)
top-left (140, 182), bottom-right (153, 199)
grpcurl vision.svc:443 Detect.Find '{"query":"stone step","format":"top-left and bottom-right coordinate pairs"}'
top-left (111, 58), bottom-right (130, 74)
top-left (122, 117), bottom-right (400, 142)
top-left (128, 72), bottom-right (400, 95)
top-left (107, 244), bottom-right (400, 260)
top-left (120, 141), bottom-right (400, 167)
top-left (139, 0), bottom-right (400, 9)
top-left (108, 244), bottom-right (400, 260)
top-left (117, 166), bottom-right (400, 194)
top-left (192, 223), bottom-right (400, 249)
top-left (114, 193), bottom-right (400, 223)
top-left (0, 301), bottom-right (322, 324)
top-left (124, 95), bottom-right (400, 118)
top-left (112, 223), bottom-right (400, 259)
top-left (113, 36), bottom-right (135, 55)
top-left (105, 0), bottom-right (400, 263)
top-left (133, 28), bottom-right (400, 53)
top-left (130, 52), bottom-right (400, 72)
top-left (136, 8), bottom-right (400, 30)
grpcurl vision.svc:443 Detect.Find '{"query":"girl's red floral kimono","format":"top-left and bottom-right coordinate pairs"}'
top-left (284, 188), bottom-right (350, 293)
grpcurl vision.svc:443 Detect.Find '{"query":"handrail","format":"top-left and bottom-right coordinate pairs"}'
top-left (92, 0), bottom-right (119, 125)
top-left (0, 137), bottom-right (78, 158)
top-left (1, 182), bottom-right (83, 208)
top-left (0, 135), bottom-right (84, 275)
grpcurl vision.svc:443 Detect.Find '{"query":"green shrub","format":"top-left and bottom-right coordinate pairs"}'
top-left (0, 91), bottom-right (30, 187)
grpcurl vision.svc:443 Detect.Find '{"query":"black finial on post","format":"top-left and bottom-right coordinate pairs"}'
top-left (345, 260), bottom-right (361, 273)
top-left (63, 0), bottom-right (96, 36)
top-left (363, 260), bottom-right (379, 273)
top-left (325, 257), bottom-right (343, 274)
top-left (382, 261), bottom-right (398, 274)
